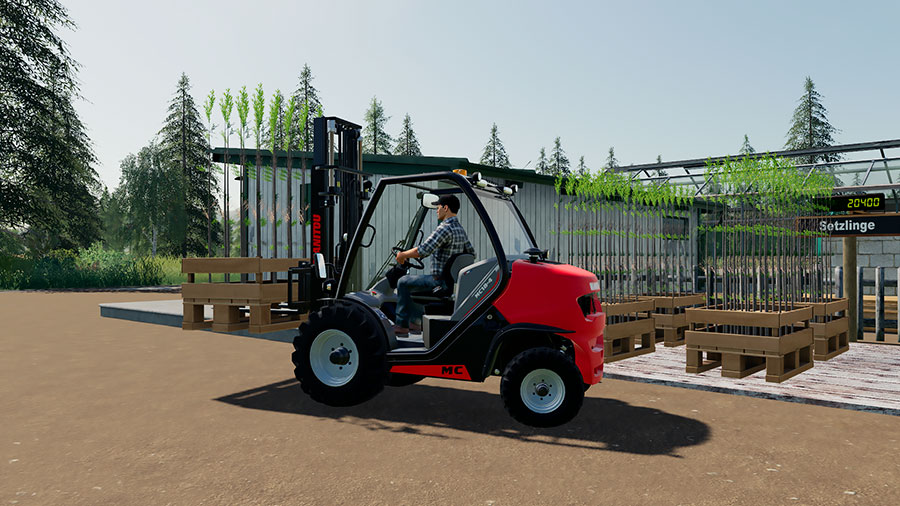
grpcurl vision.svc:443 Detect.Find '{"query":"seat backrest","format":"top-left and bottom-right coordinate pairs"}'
top-left (441, 252), bottom-right (475, 288)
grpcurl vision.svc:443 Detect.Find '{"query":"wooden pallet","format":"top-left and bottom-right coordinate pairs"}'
top-left (641, 293), bottom-right (705, 347)
top-left (805, 298), bottom-right (850, 361)
top-left (685, 305), bottom-right (814, 383)
top-left (181, 257), bottom-right (308, 334)
top-left (603, 299), bottom-right (656, 363)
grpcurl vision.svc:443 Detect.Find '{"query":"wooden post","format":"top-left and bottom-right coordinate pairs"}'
top-left (843, 237), bottom-right (857, 342)
top-left (876, 266), bottom-right (885, 342)
top-left (857, 266), bottom-right (864, 342)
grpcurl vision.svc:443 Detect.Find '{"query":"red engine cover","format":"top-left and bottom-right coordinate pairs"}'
top-left (493, 260), bottom-right (605, 384)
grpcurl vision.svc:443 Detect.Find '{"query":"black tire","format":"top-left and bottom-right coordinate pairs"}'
top-left (500, 347), bottom-right (585, 427)
top-left (292, 300), bottom-right (389, 407)
top-left (385, 373), bottom-right (425, 387)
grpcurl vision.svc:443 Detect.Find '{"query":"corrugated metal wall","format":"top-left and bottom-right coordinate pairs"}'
top-left (238, 162), bottom-right (699, 290)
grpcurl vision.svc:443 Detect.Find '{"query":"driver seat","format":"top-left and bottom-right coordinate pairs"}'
top-left (410, 252), bottom-right (475, 315)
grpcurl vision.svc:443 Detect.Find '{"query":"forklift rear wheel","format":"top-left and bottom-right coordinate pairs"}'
top-left (292, 301), bottom-right (389, 406)
top-left (500, 347), bottom-right (584, 427)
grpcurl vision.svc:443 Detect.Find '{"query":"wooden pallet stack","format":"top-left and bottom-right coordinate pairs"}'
top-left (641, 293), bottom-right (706, 347)
top-left (181, 258), bottom-right (308, 334)
top-left (602, 298), bottom-right (656, 363)
top-left (806, 297), bottom-right (849, 361)
top-left (684, 305), bottom-right (814, 383)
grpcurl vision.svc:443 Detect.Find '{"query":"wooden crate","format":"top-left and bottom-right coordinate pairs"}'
top-left (684, 305), bottom-right (814, 383)
top-left (805, 298), bottom-right (849, 361)
top-left (603, 299), bottom-right (656, 363)
top-left (640, 293), bottom-right (705, 347)
top-left (181, 257), bottom-right (309, 334)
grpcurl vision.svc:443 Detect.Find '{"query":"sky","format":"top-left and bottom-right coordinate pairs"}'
top-left (62, 0), bottom-right (900, 192)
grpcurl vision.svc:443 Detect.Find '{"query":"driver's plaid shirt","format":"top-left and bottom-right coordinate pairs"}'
top-left (417, 216), bottom-right (476, 278)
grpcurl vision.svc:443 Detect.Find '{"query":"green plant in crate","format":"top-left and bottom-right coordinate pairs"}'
top-left (236, 86), bottom-right (250, 258)
top-left (268, 90), bottom-right (283, 257)
top-left (283, 95), bottom-right (297, 257)
top-left (203, 90), bottom-right (216, 259)
top-left (252, 84), bottom-right (266, 258)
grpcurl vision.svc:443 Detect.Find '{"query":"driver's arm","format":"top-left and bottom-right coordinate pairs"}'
top-left (400, 226), bottom-right (448, 264)
top-left (396, 247), bottom-right (420, 264)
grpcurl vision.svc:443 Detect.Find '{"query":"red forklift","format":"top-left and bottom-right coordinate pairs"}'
top-left (288, 117), bottom-right (605, 427)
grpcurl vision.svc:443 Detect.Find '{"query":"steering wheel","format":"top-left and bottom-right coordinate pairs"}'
top-left (391, 246), bottom-right (425, 270)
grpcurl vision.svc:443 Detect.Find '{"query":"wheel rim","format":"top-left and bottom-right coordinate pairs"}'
top-left (520, 368), bottom-right (565, 414)
top-left (309, 329), bottom-right (359, 387)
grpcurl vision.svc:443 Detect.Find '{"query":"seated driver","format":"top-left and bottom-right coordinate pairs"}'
top-left (393, 194), bottom-right (475, 336)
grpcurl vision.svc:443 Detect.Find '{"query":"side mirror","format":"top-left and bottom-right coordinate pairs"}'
top-left (314, 253), bottom-right (327, 279)
top-left (422, 193), bottom-right (440, 209)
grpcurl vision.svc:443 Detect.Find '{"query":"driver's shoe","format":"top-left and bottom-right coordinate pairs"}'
top-left (392, 325), bottom-right (410, 337)
top-left (409, 322), bottom-right (423, 334)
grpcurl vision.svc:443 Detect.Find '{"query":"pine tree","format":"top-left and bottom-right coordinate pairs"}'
top-left (158, 73), bottom-right (221, 256)
top-left (363, 96), bottom-right (392, 155)
top-left (535, 147), bottom-right (549, 174)
top-left (739, 134), bottom-right (755, 155)
top-left (548, 137), bottom-right (569, 177)
top-left (605, 147), bottom-right (619, 170)
top-left (394, 114), bottom-right (422, 156)
top-left (480, 123), bottom-right (510, 168)
top-left (655, 155), bottom-right (667, 177)
top-left (785, 76), bottom-right (839, 164)
top-left (576, 156), bottom-right (588, 175)
top-left (292, 64), bottom-right (323, 151)
top-left (0, 0), bottom-right (102, 249)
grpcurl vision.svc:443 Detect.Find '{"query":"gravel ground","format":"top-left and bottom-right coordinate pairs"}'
top-left (1, 291), bottom-right (898, 505)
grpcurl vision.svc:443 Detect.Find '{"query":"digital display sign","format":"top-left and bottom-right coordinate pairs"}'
top-left (817, 193), bottom-right (885, 212)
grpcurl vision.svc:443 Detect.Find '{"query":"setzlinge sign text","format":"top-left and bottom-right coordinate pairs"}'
top-left (802, 213), bottom-right (900, 237)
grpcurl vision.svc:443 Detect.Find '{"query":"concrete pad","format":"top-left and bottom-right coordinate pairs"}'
top-left (604, 342), bottom-right (900, 416)
top-left (101, 300), bottom-right (900, 416)
top-left (99, 299), bottom-right (296, 343)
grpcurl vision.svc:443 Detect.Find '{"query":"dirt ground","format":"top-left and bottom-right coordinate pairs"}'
top-left (1, 292), bottom-right (899, 506)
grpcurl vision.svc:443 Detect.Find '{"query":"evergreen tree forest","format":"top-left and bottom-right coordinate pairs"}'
top-left (1, 0), bottom-right (102, 251)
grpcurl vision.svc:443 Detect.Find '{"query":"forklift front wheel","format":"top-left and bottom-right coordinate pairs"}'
top-left (500, 347), bottom-right (585, 427)
top-left (293, 301), bottom-right (389, 407)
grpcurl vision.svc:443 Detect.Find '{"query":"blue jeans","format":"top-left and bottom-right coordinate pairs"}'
top-left (395, 274), bottom-right (442, 327)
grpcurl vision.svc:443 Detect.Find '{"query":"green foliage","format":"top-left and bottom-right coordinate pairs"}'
top-left (784, 76), bottom-right (840, 165)
top-left (1, 0), bottom-right (102, 250)
top-left (548, 137), bottom-right (570, 177)
top-left (480, 123), bottom-right (509, 168)
top-left (158, 74), bottom-right (220, 256)
top-left (292, 64), bottom-right (323, 151)
top-left (236, 86), bottom-right (250, 149)
top-left (252, 84), bottom-right (265, 147)
top-left (739, 134), bottom-right (755, 155)
top-left (363, 96), bottom-right (393, 155)
top-left (605, 147), bottom-right (618, 170)
top-left (283, 96), bottom-right (297, 153)
top-left (0, 244), bottom-right (171, 290)
top-left (395, 113), bottom-right (423, 156)
top-left (536, 147), bottom-right (549, 175)
top-left (268, 90), bottom-right (283, 154)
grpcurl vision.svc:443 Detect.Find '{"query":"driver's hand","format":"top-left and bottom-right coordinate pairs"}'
top-left (396, 251), bottom-right (406, 265)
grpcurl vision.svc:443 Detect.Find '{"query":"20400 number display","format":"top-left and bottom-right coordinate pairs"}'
top-left (817, 193), bottom-right (885, 212)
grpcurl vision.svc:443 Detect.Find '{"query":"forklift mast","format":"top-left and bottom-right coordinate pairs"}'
top-left (311, 117), bottom-right (370, 275)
